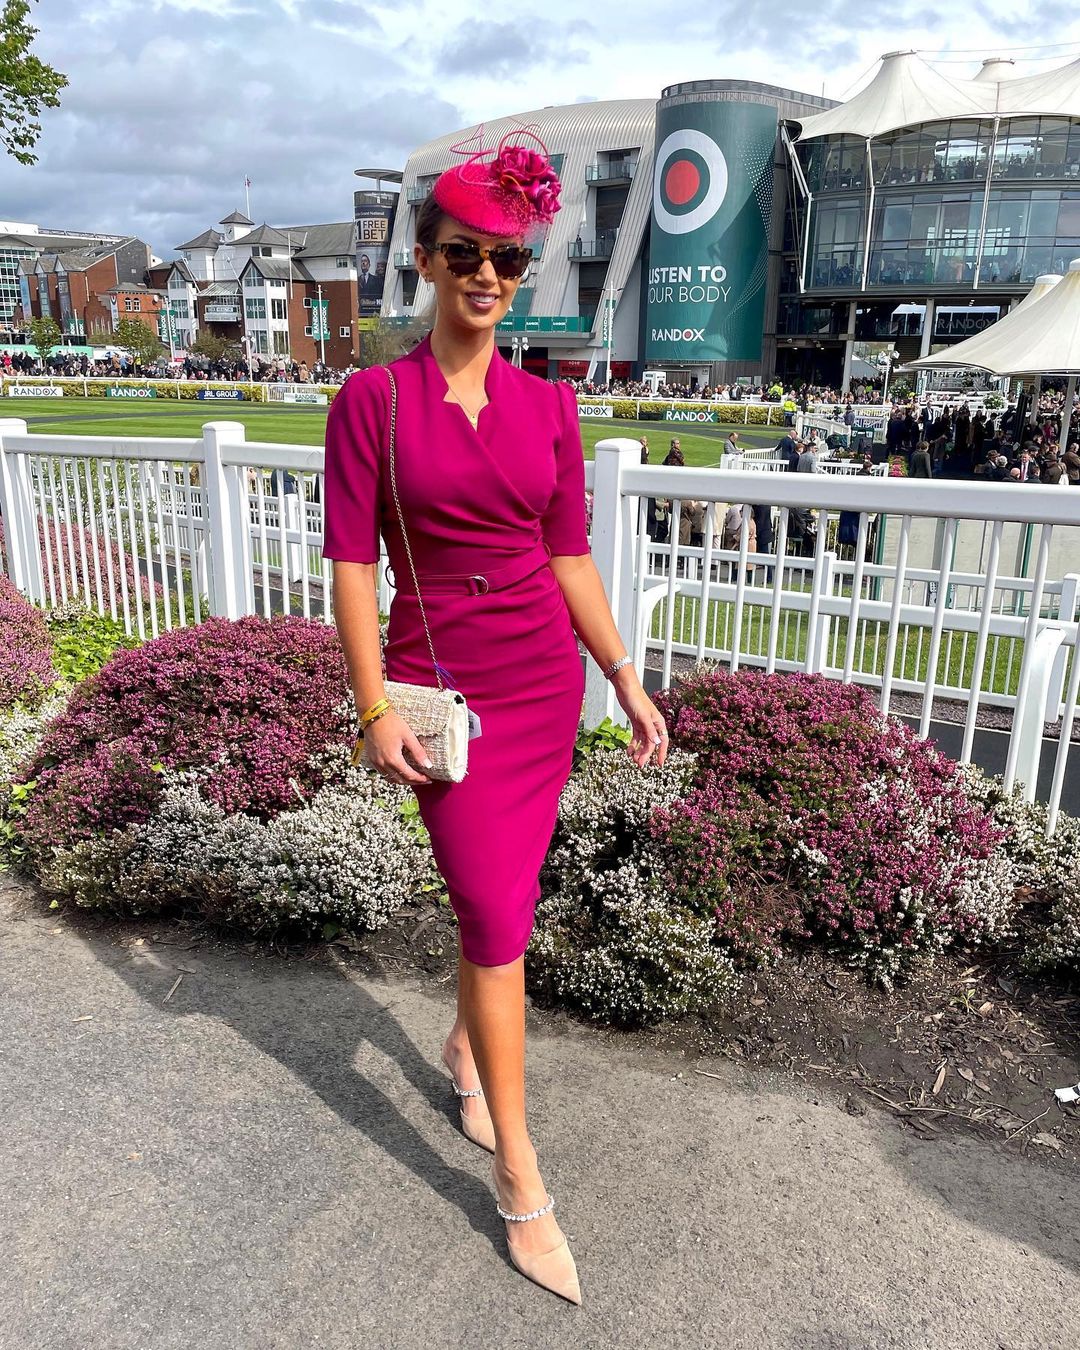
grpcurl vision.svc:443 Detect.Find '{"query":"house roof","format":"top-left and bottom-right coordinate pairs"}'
top-left (244, 255), bottom-right (315, 283)
top-left (241, 223), bottom-right (294, 246)
top-left (278, 222), bottom-right (355, 258)
top-left (175, 227), bottom-right (223, 251)
top-left (219, 209), bottom-right (254, 225)
top-left (201, 280), bottom-right (241, 297)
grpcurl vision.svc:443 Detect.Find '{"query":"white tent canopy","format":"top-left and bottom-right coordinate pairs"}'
top-left (902, 274), bottom-right (1062, 373)
top-left (907, 260), bottom-right (1080, 451)
top-left (905, 263), bottom-right (1080, 377)
top-left (793, 50), bottom-right (1080, 143)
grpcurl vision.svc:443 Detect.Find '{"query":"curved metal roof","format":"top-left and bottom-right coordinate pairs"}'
top-left (388, 100), bottom-right (656, 333)
top-left (794, 50), bottom-right (1080, 142)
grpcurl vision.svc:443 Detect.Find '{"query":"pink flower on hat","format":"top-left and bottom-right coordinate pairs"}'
top-left (491, 145), bottom-right (562, 224)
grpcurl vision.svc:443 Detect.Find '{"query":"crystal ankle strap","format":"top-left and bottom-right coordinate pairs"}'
top-left (496, 1194), bottom-right (555, 1223)
top-left (450, 1077), bottom-right (483, 1099)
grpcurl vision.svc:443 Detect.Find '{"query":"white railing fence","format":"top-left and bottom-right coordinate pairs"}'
top-left (3, 420), bottom-right (1080, 827)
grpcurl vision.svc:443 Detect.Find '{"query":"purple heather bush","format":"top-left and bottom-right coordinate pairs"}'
top-left (16, 615), bottom-right (353, 858)
top-left (651, 668), bottom-right (1015, 983)
top-left (0, 575), bottom-right (55, 712)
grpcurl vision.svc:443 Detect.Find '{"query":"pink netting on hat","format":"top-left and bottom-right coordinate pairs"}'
top-left (431, 125), bottom-right (563, 238)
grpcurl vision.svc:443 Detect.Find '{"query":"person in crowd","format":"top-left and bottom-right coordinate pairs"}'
top-left (661, 443), bottom-right (704, 550)
top-left (796, 441), bottom-right (820, 473)
top-left (911, 439), bottom-right (933, 478)
top-left (1062, 440), bottom-right (1080, 485)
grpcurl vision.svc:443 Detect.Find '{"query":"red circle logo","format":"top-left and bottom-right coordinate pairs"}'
top-left (664, 159), bottom-right (700, 207)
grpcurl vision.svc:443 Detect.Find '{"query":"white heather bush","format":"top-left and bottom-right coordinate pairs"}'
top-left (0, 691), bottom-right (66, 791)
top-left (1024, 875), bottom-right (1080, 974)
top-left (959, 766), bottom-right (1080, 896)
top-left (40, 769), bottom-right (432, 936)
top-left (531, 746), bottom-right (739, 1025)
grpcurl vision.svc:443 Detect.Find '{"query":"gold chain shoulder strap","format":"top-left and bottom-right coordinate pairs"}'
top-left (385, 367), bottom-right (445, 691)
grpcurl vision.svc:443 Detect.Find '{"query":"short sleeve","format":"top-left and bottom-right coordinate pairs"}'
top-left (322, 369), bottom-right (388, 563)
top-left (541, 383), bottom-right (591, 557)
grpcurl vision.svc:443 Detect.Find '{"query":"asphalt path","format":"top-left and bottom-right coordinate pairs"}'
top-left (2, 878), bottom-right (1078, 1350)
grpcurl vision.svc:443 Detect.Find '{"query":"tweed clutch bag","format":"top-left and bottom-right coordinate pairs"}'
top-left (357, 367), bottom-right (470, 784)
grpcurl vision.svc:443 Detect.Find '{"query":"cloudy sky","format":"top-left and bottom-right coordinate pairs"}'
top-left (1, 0), bottom-right (1078, 259)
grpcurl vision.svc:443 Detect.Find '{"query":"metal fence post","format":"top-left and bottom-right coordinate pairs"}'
top-left (0, 418), bottom-right (45, 602)
top-left (201, 421), bottom-right (253, 619)
top-left (807, 550), bottom-right (837, 674)
top-left (1048, 573), bottom-right (1079, 719)
top-left (584, 437), bottom-right (640, 729)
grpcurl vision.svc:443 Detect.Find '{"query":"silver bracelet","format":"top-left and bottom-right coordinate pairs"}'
top-left (603, 655), bottom-right (633, 680)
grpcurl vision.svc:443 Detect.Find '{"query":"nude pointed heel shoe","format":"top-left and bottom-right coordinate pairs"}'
top-left (447, 1074), bottom-right (496, 1153)
top-left (492, 1161), bottom-right (582, 1306)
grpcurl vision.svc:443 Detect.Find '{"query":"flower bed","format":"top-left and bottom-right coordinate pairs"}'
top-left (650, 668), bottom-right (1016, 985)
top-left (5, 613), bottom-right (434, 937)
top-left (0, 575), bottom-right (55, 712)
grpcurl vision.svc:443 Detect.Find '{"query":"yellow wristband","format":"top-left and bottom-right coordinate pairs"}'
top-left (360, 697), bottom-right (391, 726)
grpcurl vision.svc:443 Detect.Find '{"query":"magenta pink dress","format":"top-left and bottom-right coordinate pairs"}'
top-left (322, 336), bottom-right (590, 965)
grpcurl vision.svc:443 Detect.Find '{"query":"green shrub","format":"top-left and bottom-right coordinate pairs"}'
top-left (44, 602), bottom-right (139, 684)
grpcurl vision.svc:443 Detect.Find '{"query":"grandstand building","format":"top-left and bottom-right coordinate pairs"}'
top-left (158, 212), bottom-right (361, 365)
top-left (387, 51), bottom-right (1080, 388)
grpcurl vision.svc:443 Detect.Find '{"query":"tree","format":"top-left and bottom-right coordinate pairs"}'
top-left (356, 315), bottom-right (429, 370)
top-left (27, 314), bottom-right (60, 362)
top-left (0, 0), bottom-right (67, 165)
top-left (114, 317), bottom-right (165, 368)
top-left (188, 330), bottom-right (242, 365)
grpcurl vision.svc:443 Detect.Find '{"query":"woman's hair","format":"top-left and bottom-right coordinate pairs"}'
top-left (662, 448), bottom-right (685, 466)
top-left (415, 193), bottom-right (448, 251)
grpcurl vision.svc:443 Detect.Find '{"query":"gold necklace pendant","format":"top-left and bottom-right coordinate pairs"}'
top-left (447, 382), bottom-right (485, 428)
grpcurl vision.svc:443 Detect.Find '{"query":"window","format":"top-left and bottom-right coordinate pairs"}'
top-left (123, 295), bottom-right (141, 312)
top-left (171, 299), bottom-right (191, 319)
top-left (302, 297), bottom-right (313, 308)
top-left (182, 251), bottom-right (192, 261)
top-left (244, 272), bottom-right (262, 289)
top-left (270, 297), bottom-right (288, 320)
top-left (255, 246), bottom-right (274, 257)
top-left (335, 256), bottom-right (350, 267)
top-left (272, 330), bottom-right (290, 354)
top-left (270, 279), bottom-right (286, 289)
top-left (245, 297), bottom-right (266, 319)
top-left (253, 330), bottom-right (269, 354)
top-left (339, 325), bottom-right (351, 337)
top-left (304, 325), bottom-right (313, 336)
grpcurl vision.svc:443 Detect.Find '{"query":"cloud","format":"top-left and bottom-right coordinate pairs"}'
top-left (436, 19), bottom-right (590, 79)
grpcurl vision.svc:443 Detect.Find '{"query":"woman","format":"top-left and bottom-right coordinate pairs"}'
top-left (664, 443), bottom-right (705, 548)
top-left (322, 134), bottom-right (667, 1306)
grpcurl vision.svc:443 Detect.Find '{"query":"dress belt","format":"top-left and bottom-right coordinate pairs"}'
top-left (390, 540), bottom-right (552, 597)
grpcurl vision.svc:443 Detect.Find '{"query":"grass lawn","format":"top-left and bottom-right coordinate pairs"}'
top-left (0, 398), bottom-right (786, 462)
top-left (651, 587), bottom-right (1028, 698)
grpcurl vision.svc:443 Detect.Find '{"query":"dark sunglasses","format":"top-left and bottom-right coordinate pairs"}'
top-left (433, 240), bottom-right (533, 280)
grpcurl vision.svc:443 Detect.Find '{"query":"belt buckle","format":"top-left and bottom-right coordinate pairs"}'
top-left (468, 574), bottom-right (490, 595)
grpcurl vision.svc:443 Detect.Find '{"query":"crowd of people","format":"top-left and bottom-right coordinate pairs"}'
top-left (0, 346), bottom-right (351, 386)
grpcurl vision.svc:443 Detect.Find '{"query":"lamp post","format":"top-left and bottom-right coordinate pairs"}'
top-left (878, 346), bottom-right (901, 407)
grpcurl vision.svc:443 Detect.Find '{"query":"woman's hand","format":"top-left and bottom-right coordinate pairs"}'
top-left (361, 710), bottom-right (434, 786)
top-left (613, 675), bottom-right (669, 769)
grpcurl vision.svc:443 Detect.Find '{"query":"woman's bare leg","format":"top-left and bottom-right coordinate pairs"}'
top-left (449, 951), bottom-right (565, 1257)
top-left (441, 936), bottom-right (489, 1131)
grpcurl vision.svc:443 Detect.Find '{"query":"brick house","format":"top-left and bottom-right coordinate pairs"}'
top-left (18, 237), bottom-right (154, 339)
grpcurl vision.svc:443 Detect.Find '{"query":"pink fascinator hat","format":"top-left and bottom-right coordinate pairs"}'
top-left (432, 127), bottom-right (563, 238)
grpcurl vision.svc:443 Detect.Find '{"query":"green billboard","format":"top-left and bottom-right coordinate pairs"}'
top-left (646, 98), bottom-right (777, 364)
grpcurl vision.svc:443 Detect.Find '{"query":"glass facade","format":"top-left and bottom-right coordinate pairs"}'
top-left (798, 118), bottom-right (1080, 294)
top-left (0, 246), bottom-right (34, 321)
